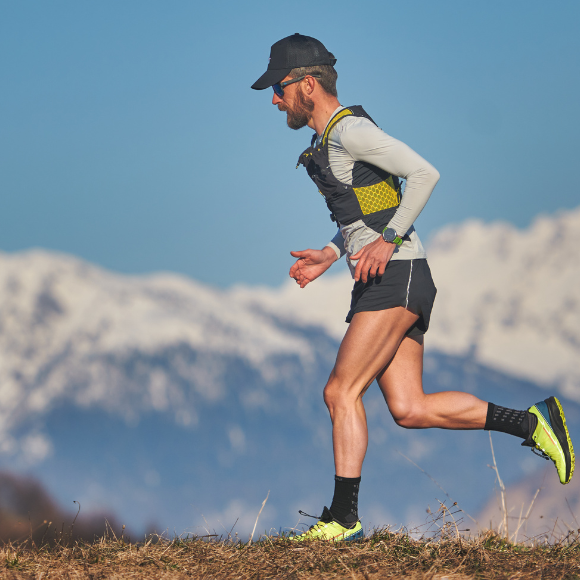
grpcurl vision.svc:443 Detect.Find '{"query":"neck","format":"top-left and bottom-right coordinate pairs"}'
top-left (309, 96), bottom-right (342, 135)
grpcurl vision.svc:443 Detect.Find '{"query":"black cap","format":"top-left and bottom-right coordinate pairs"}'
top-left (251, 33), bottom-right (336, 90)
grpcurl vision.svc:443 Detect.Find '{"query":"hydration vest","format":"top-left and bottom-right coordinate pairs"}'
top-left (297, 106), bottom-right (402, 232)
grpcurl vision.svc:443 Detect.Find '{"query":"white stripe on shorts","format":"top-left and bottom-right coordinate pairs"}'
top-left (405, 260), bottom-right (414, 309)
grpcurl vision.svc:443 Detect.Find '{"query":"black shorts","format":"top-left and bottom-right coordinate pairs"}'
top-left (345, 258), bottom-right (437, 337)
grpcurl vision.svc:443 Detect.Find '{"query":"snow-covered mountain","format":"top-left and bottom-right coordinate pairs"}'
top-left (429, 208), bottom-right (580, 398)
top-left (0, 250), bottom-right (334, 458)
top-left (0, 207), bottom-right (578, 536)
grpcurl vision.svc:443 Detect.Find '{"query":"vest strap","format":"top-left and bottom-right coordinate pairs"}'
top-left (322, 108), bottom-right (354, 146)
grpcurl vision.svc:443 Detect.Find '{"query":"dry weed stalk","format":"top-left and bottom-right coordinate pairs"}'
top-left (398, 449), bottom-right (477, 529)
top-left (248, 490), bottom-right (270, 545)
top-left (488, 432), bottom-right (509, 540)
top-left (513, 487), bottom-right (541, 544)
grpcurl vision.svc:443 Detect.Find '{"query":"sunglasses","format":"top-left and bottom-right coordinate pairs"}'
top-left (272, 74), bottom-right (321, 98)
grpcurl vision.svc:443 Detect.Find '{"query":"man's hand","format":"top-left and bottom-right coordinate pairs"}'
top-left (289, 246), bottom-right (338, 288)
top-left (351, 237), bottom-right (396, 283)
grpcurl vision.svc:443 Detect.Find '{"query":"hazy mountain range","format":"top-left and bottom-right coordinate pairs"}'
top-left (1, 207), bottom-right (579, 539)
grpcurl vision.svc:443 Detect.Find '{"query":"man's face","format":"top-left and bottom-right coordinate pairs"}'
top-left (272, 75), bottom-right (314, 130)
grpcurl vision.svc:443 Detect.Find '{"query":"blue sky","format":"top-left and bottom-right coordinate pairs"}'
top-left (1, 0), bottom-right (579, 287)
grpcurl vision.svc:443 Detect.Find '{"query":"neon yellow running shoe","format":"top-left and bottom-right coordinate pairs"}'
top-left (525, 396), bottom-right (575, 484)
top-left (290, 507), bottom-right (364, 542)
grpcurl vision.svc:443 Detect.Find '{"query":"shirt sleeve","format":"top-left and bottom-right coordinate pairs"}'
top-left (326, 229), bottom-right (346, 260)
top-left (338, 120), bottom-right (440, 236)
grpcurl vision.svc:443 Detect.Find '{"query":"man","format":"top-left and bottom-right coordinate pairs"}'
top-left (251, 33), bottom-right (574, 542)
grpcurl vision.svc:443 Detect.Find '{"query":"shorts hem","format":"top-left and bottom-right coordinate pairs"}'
top-left (345, 305), bottom-right (427, 337)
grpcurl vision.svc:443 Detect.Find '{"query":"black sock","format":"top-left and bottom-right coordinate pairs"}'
top-left (329, 475), bottom-right (360, 526)
top-left (484, 403), bottom-right (536, 440)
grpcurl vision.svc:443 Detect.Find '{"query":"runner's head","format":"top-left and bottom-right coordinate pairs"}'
top-left (251, 33), bottom-right (337, 93)
top-left (252, 34), bottom-right (338, 129)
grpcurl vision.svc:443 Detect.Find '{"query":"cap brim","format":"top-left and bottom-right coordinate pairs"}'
top-left (251, 67), bottom-right (292, 90)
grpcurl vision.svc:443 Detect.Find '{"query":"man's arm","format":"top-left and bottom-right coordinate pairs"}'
top-left (337, 119), bottom-right (440, 282)
top-left (339, 120), bottom-right (440, 236)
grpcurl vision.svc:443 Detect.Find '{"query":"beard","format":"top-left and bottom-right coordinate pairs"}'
top-left (278, 85), bottom-right (315, 130)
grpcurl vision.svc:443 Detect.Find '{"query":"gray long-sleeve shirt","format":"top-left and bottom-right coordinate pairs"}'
top-left (320, 107), bottom-right (440, 275)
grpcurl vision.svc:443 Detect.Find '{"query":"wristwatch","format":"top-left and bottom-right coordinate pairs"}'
top-left (382, 227), bottom-right (403, 246)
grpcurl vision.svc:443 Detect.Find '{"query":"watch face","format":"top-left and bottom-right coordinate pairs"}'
top-left (382, 228), bottom-right (396, 243)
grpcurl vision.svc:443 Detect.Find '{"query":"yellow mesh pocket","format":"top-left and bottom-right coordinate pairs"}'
top-left (353, 180), bottom-right (401, 215)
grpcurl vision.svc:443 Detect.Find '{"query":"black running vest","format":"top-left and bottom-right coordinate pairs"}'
top-left (297, 106), bottom-right (402, 233)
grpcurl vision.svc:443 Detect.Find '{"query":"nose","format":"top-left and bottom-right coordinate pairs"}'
top-left (272, 90), bottom-right (283, 105)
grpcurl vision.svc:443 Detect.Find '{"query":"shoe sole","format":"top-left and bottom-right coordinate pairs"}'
top-left (550, 397), bottom-right (575, 484)
top-left (339, 528), bottom-right (364, 542)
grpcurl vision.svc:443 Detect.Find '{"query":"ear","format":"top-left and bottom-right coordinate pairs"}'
top-left (303, 75), bottom-right (317, 95)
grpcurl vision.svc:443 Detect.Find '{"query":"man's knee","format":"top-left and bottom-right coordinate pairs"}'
top-left (323, 378), bottom-right (341, 411)
top-left (389, 398), bottom-right (425, 429)
top-left (323, 375), bottom-right (359, 413)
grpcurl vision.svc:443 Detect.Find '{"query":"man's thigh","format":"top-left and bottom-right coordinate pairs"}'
top-left (332, 307), bottom-right (419, 395)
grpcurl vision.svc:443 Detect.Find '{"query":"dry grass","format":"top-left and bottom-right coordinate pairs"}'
top-left (2, 525), bottom-right (580, 579)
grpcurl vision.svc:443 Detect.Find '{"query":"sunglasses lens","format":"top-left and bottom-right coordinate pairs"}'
top-left (273, 84), bottom-right (283, 98)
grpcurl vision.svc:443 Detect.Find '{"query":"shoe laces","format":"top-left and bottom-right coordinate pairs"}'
top-left (298, 510), bottom-right (321, 520)
top-left (531, 447), bottom-right (550, 460)
top-left (297, 508), bottom-right (334, 533)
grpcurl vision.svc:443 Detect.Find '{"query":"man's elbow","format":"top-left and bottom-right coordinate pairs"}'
top-left (428, 166), bottom-right (440, 187)
top-left (406, 163), bottom-right (440, 191)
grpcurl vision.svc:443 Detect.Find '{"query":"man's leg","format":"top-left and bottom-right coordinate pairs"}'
top-left (324, 307), bottom-right (419, 477)
top-left (292, 307), bottom-right (420, 541)
top-left (314, 307), bottom-right (418, 532)
top-left (377, 335), bottom-right (574, 485)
